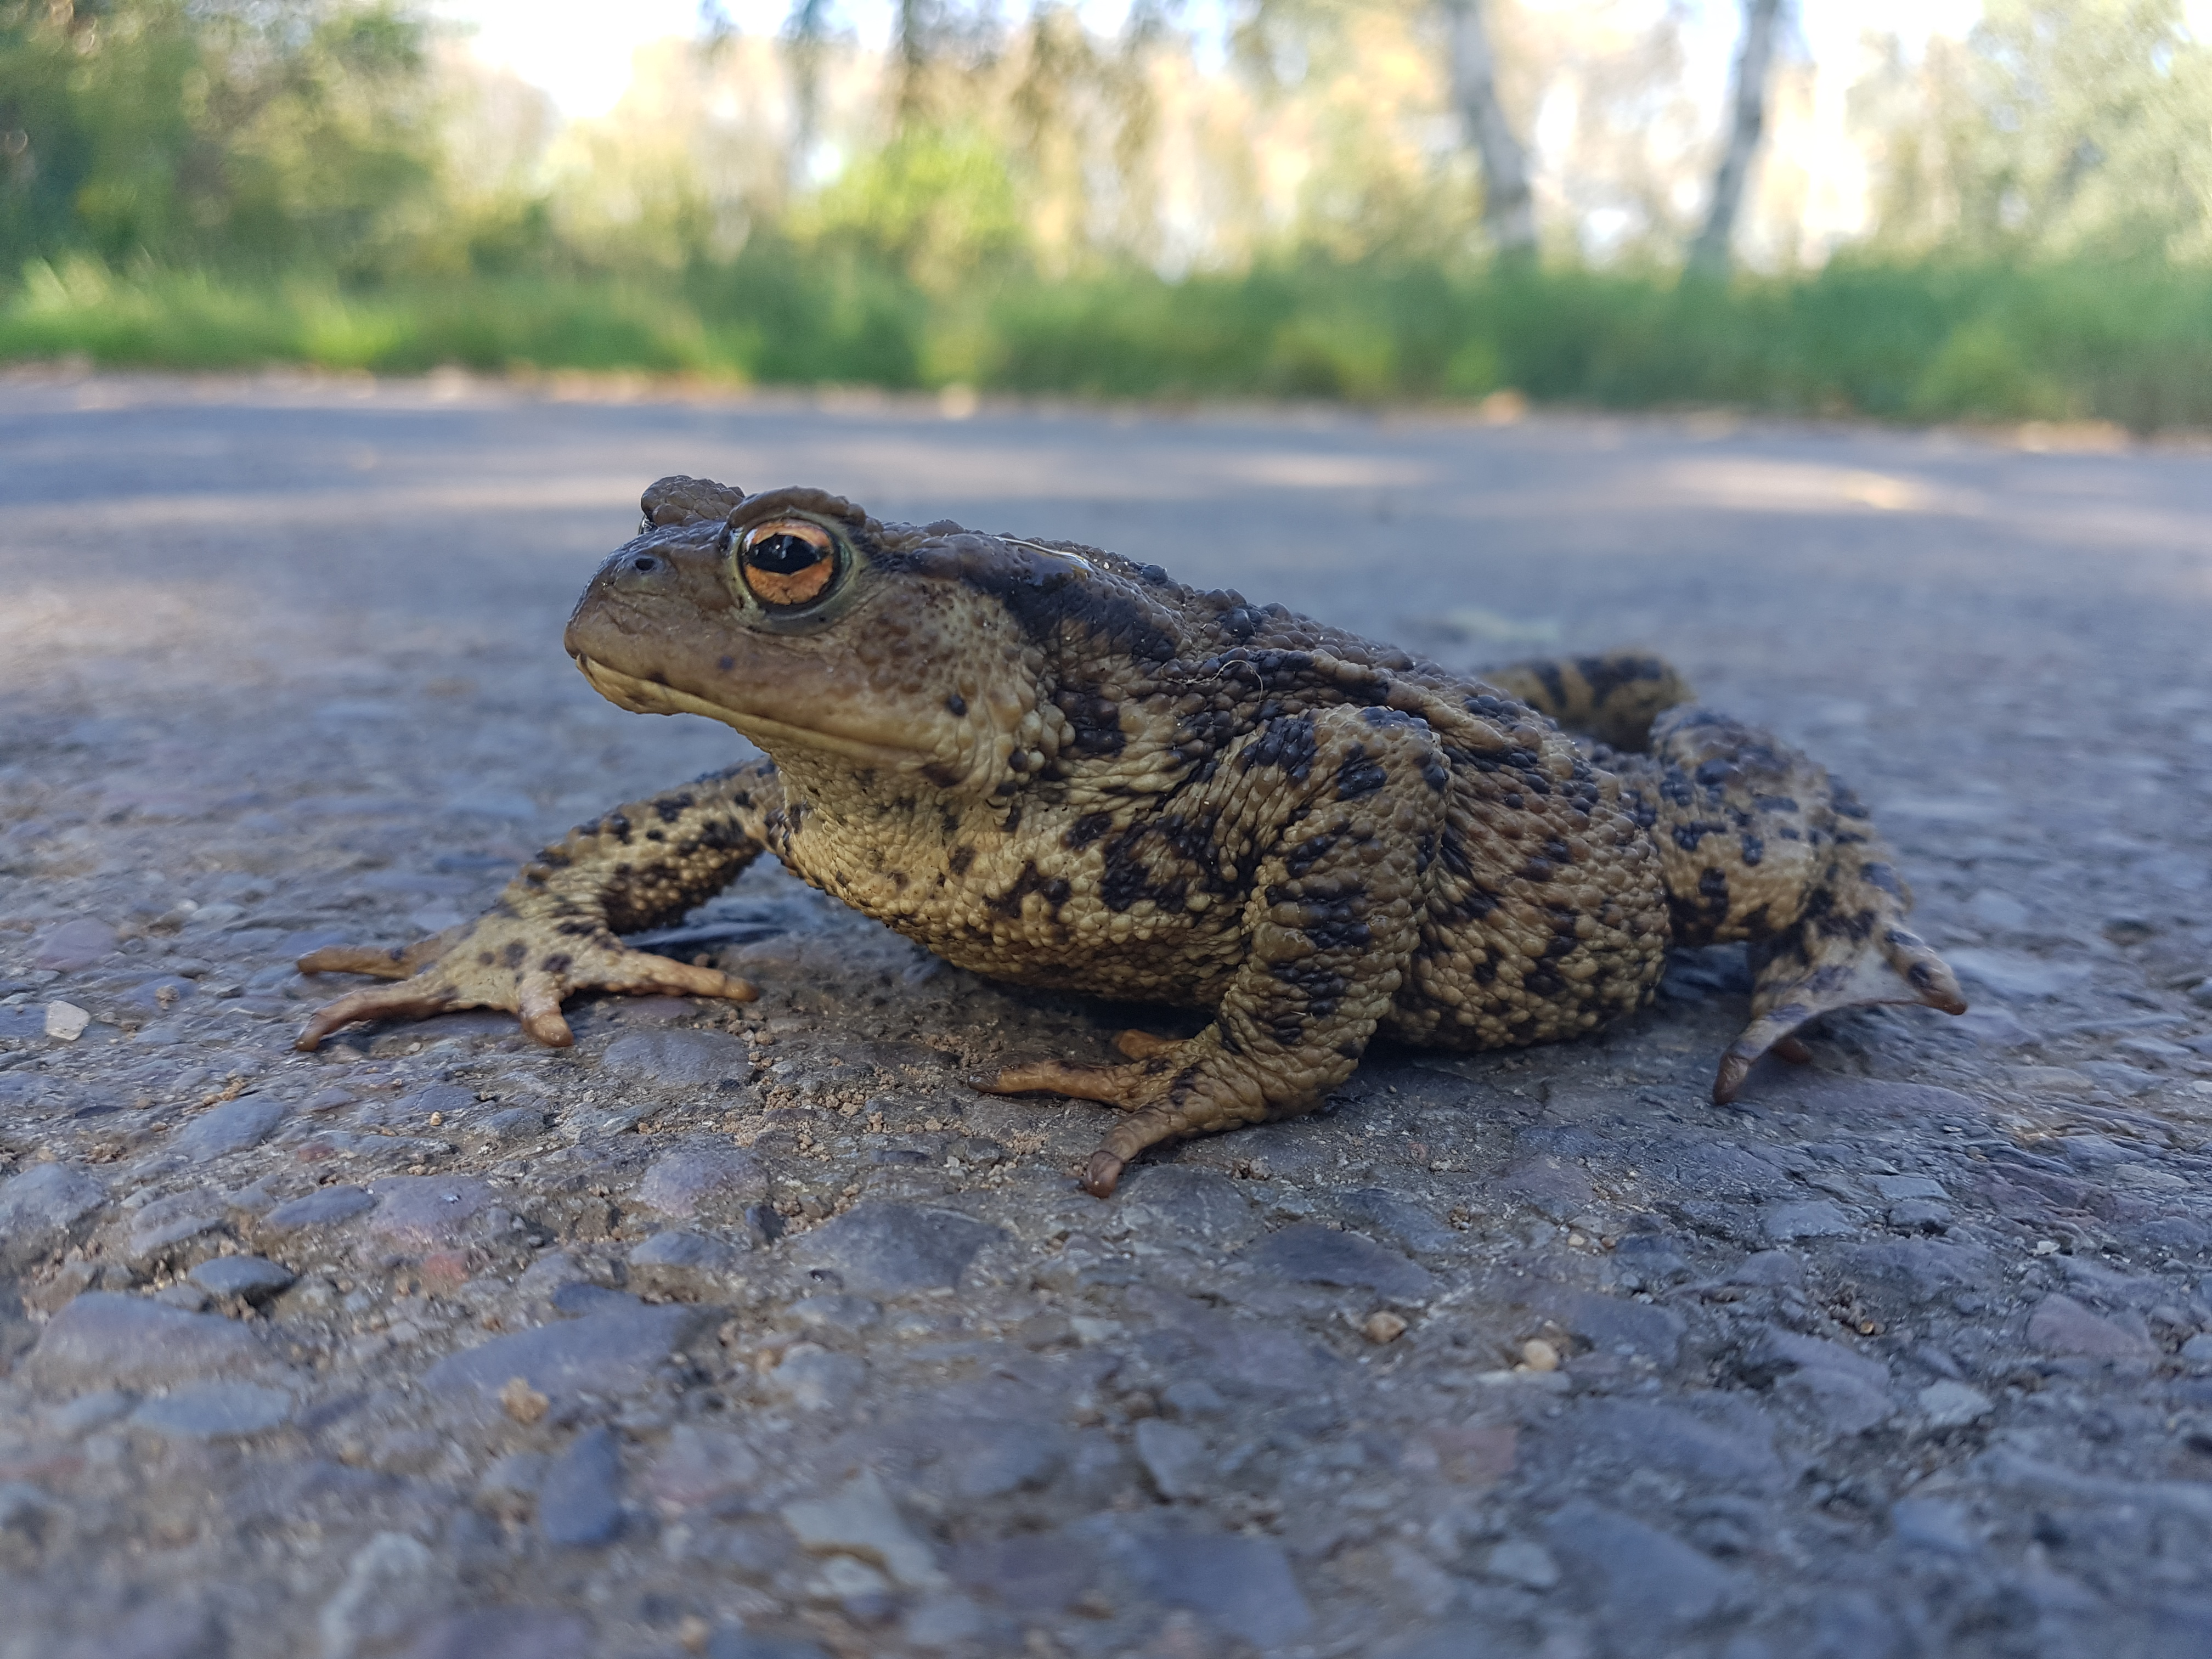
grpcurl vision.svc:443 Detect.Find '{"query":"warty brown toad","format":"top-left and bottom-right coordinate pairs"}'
top-left (296, 476), bottom-right (1966, 1195)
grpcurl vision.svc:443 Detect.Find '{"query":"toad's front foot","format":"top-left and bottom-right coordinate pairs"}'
top-left (294, 912), bottom-right (757, 1052)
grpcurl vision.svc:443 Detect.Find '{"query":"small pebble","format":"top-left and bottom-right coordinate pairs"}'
top-left (500, 1376), bottom-right (550, 1424)
top-left (44, 1002), bottom-right (91, 1041)
top-left (1363, 1311), bottom-right (1408, 1344)
top-left (1519, 1339), bottom-right (1560, 1372)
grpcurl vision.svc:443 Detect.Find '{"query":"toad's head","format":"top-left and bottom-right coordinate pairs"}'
top-left (565, 476), bottom-right (1184, 798)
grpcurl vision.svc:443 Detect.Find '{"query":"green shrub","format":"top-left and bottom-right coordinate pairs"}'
top-left (6, 253), bottom-right (2211, 431)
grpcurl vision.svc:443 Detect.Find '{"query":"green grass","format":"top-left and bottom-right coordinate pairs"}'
top-left (9, 252), bottom-right (2212, 431)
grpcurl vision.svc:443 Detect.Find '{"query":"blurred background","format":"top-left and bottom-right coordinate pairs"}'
top-left (2, 0), bottom-right (2208, 426)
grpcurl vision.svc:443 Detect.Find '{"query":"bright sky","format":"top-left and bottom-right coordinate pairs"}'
top-left (430, 0), bottom-right (2003, 121)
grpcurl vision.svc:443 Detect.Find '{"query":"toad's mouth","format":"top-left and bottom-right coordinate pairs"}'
top-left (573, 654), bottom-right (928, 769)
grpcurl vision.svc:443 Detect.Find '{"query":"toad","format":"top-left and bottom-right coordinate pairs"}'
top-left (297, 477), bottom-right (1965, 1195)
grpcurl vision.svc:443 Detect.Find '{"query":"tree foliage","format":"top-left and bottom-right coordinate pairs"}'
top-left (1870, 0), bottom-right (2212, 261)
top-left (0, 1), bottom-right (444, 275)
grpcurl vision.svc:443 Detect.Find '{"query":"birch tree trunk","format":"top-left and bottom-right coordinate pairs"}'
top-left (1442, 0), bottom-right (1537, 263)
top-left (782, 0), bottom-right (833, 198)
top-left (1689, 0), bottom-right (1784, 275)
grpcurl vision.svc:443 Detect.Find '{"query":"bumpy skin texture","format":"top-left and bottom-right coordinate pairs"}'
top-left (298, 477), bottom-right (1965, 1195)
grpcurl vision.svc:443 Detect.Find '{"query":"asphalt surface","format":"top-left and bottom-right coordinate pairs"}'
top-left (4, 370), bottom-right (2212, 1659)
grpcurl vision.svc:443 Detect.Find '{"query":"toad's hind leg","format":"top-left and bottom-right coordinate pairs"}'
top-left (1481, 651), bottom-right (1697, 753)
top-left (978, 706), bottom-right (1447, 1197)
top-left (1622, 706), bottom-right (1965, 1102)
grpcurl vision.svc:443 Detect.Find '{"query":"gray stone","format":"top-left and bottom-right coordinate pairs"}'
top-left (1126, 1530), bottom-right (1314, 1647)
top-left (1870, 1175), bottom-right (1946, 1202)
top-left (766, 1344), bottom-right (867, 1411)
top-left (1485, 1537), bottom-right (1560, 1589)
top-left (1798, 1589), bottom-right (1911, 1659)
top-left (943, 1419), bottom-right (1069, 1500)
top-left (0, 1480), bottom-right (62, 1545)
top-left (397, 1611), bottom-right (589, 1659)
top-left (1118, 1164), bottom-right (1262, 1244)
top-left (1650, 1139), bottom-right (1791, 1199)
top-left (1160, 1379), bottom-right (1228, 1419)
top-left (1764, 1200), bottom-right (1854, 1242)
top-left (474, 1107), bottom-right (549, 1142)
top-left (423, 1304), bottom-right (703, 1406)
top-left (2075, 1061), bottom-right (2163, 1097)
top-left (365, 1175), bottom-right (492, 1246)
top-left (0, 1162), bottom-right (104, 1263)
top-left (627, 1229), bottom-right (746, 1296)
top-left (189, 1255), bottom-right (296, 1303)
top-left (127, 1187), bottom-right (228, 1256)
top-left (1780, 1368), bottom-right (1894, 1435)
top-left (1334, 1187), bottom-right (1458, 1253)
top-left (47, 1390), bottom-right (136, 1435)
top-left (1542, 1501), bottom-right (1748, 1629)
top-left (261, 1184), bottom-right (374, 1231)
top-left (55, 1602), bottom-right (224, 1659)
top-left (1727, 1250), bottom-right (1805, 1287)
top-left (1890, 1497), bottom-right (1978, 1554)
top-left (1887, 1199), bottom-right (1951, 1232)
top-left (173, 1096), bottom-right (287, 1160)
top-left (130, 1381), bottom-right (294, 1437)
top-left (601, 1028), bottom-right (754, 1087)
top-left (636, 1142), bottom-right (769, 1217)
top-left (782, 1469), bottom-right (947, 1590)
top-left (0, 1161), bottom-right (104, 1228)
top-left (1835, 1239), bottom-right (1995, 1304)
top-left (539, 1425), bottom-right (623, 1546)
top-left (2027, 1294), bottom-right (2155, 1359)
top-left (1243, 1223), bottom-right (1435, 1300)
top-left (1498, 1156), bottom-right (1596, 1220)
top-left (1944, 949), bottom-right (2092, 1001)
top-left (707, 1635), bottom-right (831, 1659)
top-left (551, 1280), bottom-right (642, 1321)
top-left (951, 1531), bottom-right (1097, 1612)
top-left (642, 1425), bottom-right (762, 1516)
top-left (786, 1202), bottom-right (1006, 1295)
top-left (1738, 1069), bottom-right (1985, 1127)
top-left (1570, 1399), bottom-right (1785, 1490)
top-left (2180, 1333), bottom-right (2212, 1367)
top-left (36, 918), bottom-right (116, 972)
top-left (902, 1594), bottom-right (985, 1650)
top-left (478, 1451), bottom-right (548, 1500)
top-left (791, 1294), bottom-right (881, 1331)
top-left (27, 1292), bottom-right (268, 1391)
top-left (1743, 1327), bottom-right (1891, 1391)
top-left (1545, 1289), bottom-right (1686, 1365)
top-left (1135, 1418), bottom-right (1212, 1500)
top-left (396, 1081), bottom-right (476, 1120)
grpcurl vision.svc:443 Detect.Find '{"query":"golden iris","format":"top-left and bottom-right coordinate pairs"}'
top-left (738, 518), bottom-right (838, 607)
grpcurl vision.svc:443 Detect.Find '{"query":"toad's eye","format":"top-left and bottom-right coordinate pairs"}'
top-left (738, 518), bottom-right (839, 607)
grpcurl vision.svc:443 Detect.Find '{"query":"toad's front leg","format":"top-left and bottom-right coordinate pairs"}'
top-left (296, 762), bottom-right (783, 1050)
top-left (980, 706), bottom-right (1447, 1196)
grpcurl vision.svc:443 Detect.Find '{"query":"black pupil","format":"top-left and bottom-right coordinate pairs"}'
top-left (748, 533), bottom-right (828, 575)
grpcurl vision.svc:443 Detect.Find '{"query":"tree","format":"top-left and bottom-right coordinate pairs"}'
top-left (1870, 0), bottom-right (2212, 262)
top-left (1440, 0), bottom-right (1537, 263)
top-left (1689, 0), bottom-right (1784, 274)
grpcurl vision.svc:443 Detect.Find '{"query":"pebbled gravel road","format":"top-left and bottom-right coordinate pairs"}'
top-left (5, 371), bottom-right (2212, 1659)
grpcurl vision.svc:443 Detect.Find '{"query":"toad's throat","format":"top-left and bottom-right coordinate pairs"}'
top-left (573, 654), bottom-right (926, 769)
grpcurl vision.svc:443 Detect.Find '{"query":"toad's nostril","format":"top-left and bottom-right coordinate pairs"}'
top-left (633, 556), bottom-right (657, 572)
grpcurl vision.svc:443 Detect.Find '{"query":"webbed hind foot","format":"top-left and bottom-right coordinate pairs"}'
top-left (1714, 909), bottom-right (1966, 1103)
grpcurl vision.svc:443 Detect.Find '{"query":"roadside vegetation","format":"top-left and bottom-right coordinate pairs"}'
top-left (3, 1), bottom-right (2208, 428)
